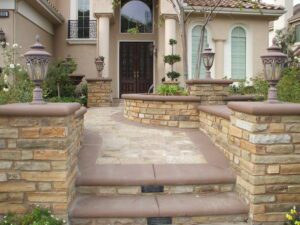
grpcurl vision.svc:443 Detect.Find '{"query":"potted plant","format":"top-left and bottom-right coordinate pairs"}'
top-left (164, 39), bottom-right (181, 84)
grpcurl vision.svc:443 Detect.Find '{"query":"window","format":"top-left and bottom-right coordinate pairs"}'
top-left (191, 25), bottom-right (208, 78)
top-left (121, 0), bottom-right (153, 33)
top-left (231, 26), bottom-right (246, 80)
top-left (296, 25), bottom-right (300, 43)
top-left (78, 0), bottom-right (90, 38)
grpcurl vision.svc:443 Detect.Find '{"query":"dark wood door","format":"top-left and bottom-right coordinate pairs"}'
top-left (120, 42), bottom-right (153, 96)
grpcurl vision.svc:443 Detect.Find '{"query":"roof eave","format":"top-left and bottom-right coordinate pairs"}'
top-left (36, 0), bottom-right (64, 24)
top-left (183, 6), bottom-right (285, 19)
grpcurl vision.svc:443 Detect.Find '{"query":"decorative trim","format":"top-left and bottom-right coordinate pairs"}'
top-left (66, 38), bottom-right (97, 45)
top-left (228, 102), bottom-right (300, 115)
top-left (161, 14), bottom-right (178, 20)
top-left (37, 0), bottom-right (64, 24)
top-left (94, 13), bottom-right (114, 18)
top-left (184, 6), bottom-right (285, 18)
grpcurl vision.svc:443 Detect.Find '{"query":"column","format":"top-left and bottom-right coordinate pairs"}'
top-left (213, 39), bottom-right (225, 79)
top-left (164, 17), bottom-right (177, 80)
top-left (97, 16), bottom-right (110, 78)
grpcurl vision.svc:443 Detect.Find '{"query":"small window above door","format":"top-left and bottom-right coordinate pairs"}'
top-left (121, 0), bottom-right (153, 33)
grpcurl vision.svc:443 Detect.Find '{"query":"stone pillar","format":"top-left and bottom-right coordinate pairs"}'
top-left (227, 102), bottom-right (300, 225)
top-left (97, 15), bottom-right (111, 78)
top-left (214, 39), bottom-right (225, 79)
top-left (86, 78), bottom-right (112, 107)
top-left (164, 16), bottom-right (177, 79)
top-left (186, 79), bottom-right (233, 105)
top-left (0, 103), bottom-right (86, 219)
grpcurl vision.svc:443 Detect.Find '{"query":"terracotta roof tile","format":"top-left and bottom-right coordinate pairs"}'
top-left (184, 0), bottom-right (284, 10)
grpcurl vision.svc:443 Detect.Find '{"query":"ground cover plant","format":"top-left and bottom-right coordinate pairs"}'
top-left (157, 84), bottom-right (188, 96)
top-left (0, 206), bottom-right (65, 225)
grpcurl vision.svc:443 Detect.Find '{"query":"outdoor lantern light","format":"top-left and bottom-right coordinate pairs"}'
top-left (202, 47), bottom-right (215, 79)
top-left (24, 35), bottom-right (51, 104)
top-left (95, 56), bottom-right (105, 77)
top-left (261, 39), bottom-right (287, 103)
top-left (0, 28), bottom-right (6, 48)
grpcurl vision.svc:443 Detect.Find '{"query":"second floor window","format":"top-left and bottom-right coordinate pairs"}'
top-left (78, 0), bottom-right (90, 38)
top-left (121, 0), bottom-right (153, 33)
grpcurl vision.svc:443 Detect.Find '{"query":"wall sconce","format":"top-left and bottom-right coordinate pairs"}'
top-left (0, 28), bottom-right (6, 48)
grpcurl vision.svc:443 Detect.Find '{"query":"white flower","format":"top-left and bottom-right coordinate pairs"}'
top-left (3, 87), bottom-right (9, 92)
top-left (16, 63), bottom-right (20, 67)
top-left (12, 43), bottom-right (18, 48)
top-left (9, 64), bottom-right (15, 69)
top-left (0, 42), bottom-right (4, 46)
top-left (231, 82), bottom-right (239, 88)
top-left (6, 42), bottom-right (9, 46)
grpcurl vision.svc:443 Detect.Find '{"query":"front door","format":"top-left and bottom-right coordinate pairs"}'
top-left (119, 42), bottom-right (154, 96)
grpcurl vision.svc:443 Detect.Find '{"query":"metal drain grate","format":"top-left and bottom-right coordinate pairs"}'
top-left (141, 185), bottom-right (164, 193)
top-left (147, 217), bottom-right (172, 225)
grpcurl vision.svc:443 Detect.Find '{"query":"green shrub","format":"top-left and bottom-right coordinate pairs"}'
top-left (0, 70), bottom-right (34, 105)
top-left (0, 207), bottom-right (65, 225)
top-left (43, 58), bottom-right (77, 99)
top-left (166, 71), bottom-right (181, 81)
top-left (157, 84), bottom-right (188, 96)
top-left (278, 67), bottom-right (300, 103)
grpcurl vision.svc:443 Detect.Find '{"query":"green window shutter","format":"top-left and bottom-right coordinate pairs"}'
top-left (296, 25), bottom-right (300, 42)
top-left (231, 27), bottom-right (246, 80)
top-left (192, 25), bottom-right (208, 79)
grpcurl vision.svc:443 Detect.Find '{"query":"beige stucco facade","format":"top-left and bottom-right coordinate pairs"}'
top-left (0, 0), bottom-right (283, 98)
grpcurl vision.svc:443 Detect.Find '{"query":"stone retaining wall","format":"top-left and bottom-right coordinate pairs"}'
top-left (0, 103), bottom-right (86, 219)
top-left (122, 95), bottom-right (201, 128)
top-left (186, 79), bottom-right (233, 105)
top-left (199, 102), bottom-right (300, 225)
top-left (87, 78), bottom-right (112, 107)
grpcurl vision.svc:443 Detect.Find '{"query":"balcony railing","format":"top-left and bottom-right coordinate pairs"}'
top-left (68, 20), bottom-right (97, 39)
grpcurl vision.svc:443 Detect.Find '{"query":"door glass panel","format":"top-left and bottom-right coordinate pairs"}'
top-left (121, 0), bottom-right (153, 33)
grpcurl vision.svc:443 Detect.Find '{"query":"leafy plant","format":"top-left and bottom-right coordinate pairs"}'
top-left (0, 206), bottom-right (65, 225)
top-left (278, 67), bottom-right (300, 103)
top-left (163, 39), bottom-right (181, 81)
top-left (43, 58), bottom-right (77, 99)
top-left (157, 84), bottom-right (188, 96)
top-left (285, 206), bottom-right (300, 225)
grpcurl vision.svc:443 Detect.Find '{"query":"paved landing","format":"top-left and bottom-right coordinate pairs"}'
top-left (84, 107), bottom-right (207, 164)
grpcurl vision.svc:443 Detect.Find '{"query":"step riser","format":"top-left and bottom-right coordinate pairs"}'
top-left (70, 215), bottom-right (248, 225)
top-left (76, 184), bottom-right (235, 196)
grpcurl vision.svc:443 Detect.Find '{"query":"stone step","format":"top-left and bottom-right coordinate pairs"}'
top-left (69, 192), bottom-right (249, 225)
top-left (76, 164), bottom-right (236, 195)
top-left (77, 164), bottom-right (236, 186)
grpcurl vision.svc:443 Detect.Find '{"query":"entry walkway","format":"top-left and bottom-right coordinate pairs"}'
top-left (84, 106), bottom-right (225, 165)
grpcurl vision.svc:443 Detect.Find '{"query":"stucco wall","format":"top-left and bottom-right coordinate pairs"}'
top-left (53, 0), bottom-right (97, 80)
top-left (15, 14), bottom-right (54, 55)
top-left (0, 10), bottom-right (53, 68)
top-left (185, 14), bottom-right (270, 79)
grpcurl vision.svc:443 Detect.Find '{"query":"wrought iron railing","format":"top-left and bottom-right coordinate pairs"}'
top-left (68, 20), bottom-right (97, 39)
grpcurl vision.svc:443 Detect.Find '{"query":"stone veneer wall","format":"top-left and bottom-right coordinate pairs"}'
top-left (122, 94), bottom-right (201, 128)
top-left (186, 80), bottom-right (233, 105)
top-left (87, 78), bottom-right (112, 107)
top-left (199, 102), bottom-right (300, 225)
top-left (0, 103), bottom-right (86, 219)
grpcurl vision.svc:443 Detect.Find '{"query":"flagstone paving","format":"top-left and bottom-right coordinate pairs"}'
top-left (84, 107), bottom-right (207, 164)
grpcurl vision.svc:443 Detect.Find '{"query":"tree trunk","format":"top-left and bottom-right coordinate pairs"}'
top-left (57, 82), bottom-right (61, 98)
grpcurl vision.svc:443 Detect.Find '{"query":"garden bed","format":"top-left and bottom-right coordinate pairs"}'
top-left (122, 94), bottom-right (201, 128)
